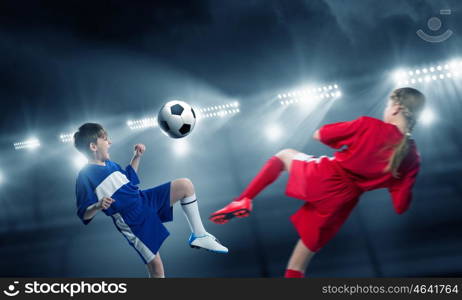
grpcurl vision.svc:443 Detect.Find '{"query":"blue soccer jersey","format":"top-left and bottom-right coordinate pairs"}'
top-left (75, 160), bottom-right (142, 225)
top-left (75, 160), bottom-right (172, 263)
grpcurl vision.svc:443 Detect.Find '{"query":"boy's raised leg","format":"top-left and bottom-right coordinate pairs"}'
top-left (170, 178), bottom-right (228, 253)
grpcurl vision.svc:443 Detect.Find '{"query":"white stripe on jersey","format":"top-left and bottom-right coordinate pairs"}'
top-left (293, 153), bottom-right (334, 163)
top-left (113, 213), bottom-right (156, 263)
top-left (95, 171), bottom-right (129, 200)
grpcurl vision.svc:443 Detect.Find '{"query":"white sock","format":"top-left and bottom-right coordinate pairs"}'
top-left (180, 194), bottom-right (207, 236)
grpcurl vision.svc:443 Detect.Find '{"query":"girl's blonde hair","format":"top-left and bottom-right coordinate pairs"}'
top-left (386, 87), bottom-right (426, 177)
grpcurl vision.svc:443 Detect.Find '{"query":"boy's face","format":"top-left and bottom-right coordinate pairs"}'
top-left (90, 132), bottom-right (112, 161)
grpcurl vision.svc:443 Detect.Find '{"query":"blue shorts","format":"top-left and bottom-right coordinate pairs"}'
top-left (112, 182), bottom-right (173, 264)
top-left (140, 182), bottom-right (173, 223)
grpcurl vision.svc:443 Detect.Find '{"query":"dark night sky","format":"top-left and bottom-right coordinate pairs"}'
top-left (1, 0), bottom-right (461, 137)
top-left (1, 0), bottom-right (462, 277)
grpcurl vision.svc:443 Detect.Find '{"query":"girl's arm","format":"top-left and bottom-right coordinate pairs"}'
top-left (314, 117), bottom-right (365, 148)
top-left (313, 130), bottom-right (320, 141)
top-left (388, 167), bottom-right (419, 214)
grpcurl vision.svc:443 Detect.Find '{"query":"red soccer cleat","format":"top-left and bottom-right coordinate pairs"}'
top-left (209, 197), bottom-right (253, 224)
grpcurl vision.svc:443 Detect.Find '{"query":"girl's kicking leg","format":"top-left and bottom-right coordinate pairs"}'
top-left (146, 253), bottom-right (164, 278)
top-left (285, 239), bottom-right (316, 278)
top-left (210, 149), bottom-right (300, 224)
top-left (170, 178), bottom-right (228, 253)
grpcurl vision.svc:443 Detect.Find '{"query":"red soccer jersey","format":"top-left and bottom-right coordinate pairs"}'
top-left (287, 116), bottom-right (421, 252)
top-left (319, 116), bottom-right (421, 213)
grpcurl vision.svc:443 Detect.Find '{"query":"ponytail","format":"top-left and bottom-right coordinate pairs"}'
top-left (385, 88), bottom-right (425, 178)
top-left (386, 134), bottom-right (410, 178)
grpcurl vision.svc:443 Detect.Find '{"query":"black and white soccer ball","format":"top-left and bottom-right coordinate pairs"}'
top-left (157, 100), bottom-right (196, 138)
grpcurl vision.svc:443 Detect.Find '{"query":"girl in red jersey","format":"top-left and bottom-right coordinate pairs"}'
top-left (210, 87), bottom-right (426, 278)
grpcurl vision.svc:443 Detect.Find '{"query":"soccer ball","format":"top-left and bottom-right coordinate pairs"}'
top-left (157, 100), bottom-right (196, 138)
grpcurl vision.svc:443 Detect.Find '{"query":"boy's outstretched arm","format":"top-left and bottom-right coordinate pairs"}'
top-left (83, 197), bottom-right (115, 220)
top-left (130, 144), bottom-right (146, 172)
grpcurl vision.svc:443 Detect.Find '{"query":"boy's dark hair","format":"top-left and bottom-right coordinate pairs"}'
top-left (74, 123), bottom-right (107, 155)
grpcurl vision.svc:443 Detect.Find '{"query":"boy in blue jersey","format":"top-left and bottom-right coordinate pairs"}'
top-left (74, 123), bottom-right (228, 278)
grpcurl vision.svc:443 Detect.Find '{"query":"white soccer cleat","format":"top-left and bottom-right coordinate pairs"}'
top-left (188, 232), bottom-right (229, 254)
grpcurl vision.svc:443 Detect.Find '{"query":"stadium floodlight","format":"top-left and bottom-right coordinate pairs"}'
top-left (14, 138), bottom-right (41, 150)
top-left (265, 124), bottom-right (282, 142)
top-left (419, 108), bottom-right (436, 125)
top-left (60, 133), bottom-right (74, 143)
top-left (74, 153), bottom-right (88, 169)
top-left (393, 70), bottom-right (407, 83)
top-left (127, 117), bottom-right (157, 130)
top-left (393, 58), bottom-right (462, 86)
top-left (278, 83), bottom-right (342, 106)
top-left (173, 140), bottom-right (189, 157)
top-left (197, 101), bottom-right (240, 119)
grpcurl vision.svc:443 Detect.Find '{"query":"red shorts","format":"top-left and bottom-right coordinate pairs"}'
top-left (286, 154), bottom-right (362, 252)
